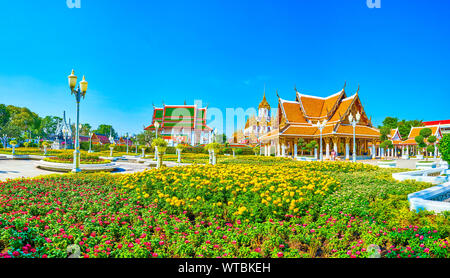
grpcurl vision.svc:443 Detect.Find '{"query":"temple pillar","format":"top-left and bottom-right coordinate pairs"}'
top-left (294, 140), bottom-right (298, 159)
top-left (372, 141), bottom-right (376, 159)
top-left (325, 138), bottom-right (330, 160)
top-left (345, 137), bottom-right (350, 160)
top-left (282, 143), bottom-right (286, 157)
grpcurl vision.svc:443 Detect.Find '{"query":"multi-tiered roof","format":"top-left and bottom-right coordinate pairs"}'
top-left (145, 105), bottom-right (212, 132)
top-left (261, 85), bottom-right (380, 140)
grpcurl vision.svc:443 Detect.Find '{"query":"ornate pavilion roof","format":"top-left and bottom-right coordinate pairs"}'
top-left (145, 105), bottom-right (212, 132)
top-left (400, 125), bottom-right (443, 145)
top-left (260, 84), bottom-right (381, 141)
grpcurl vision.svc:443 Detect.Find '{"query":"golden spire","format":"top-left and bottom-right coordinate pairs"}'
top-left (258, 86), bottom-right (271, 110)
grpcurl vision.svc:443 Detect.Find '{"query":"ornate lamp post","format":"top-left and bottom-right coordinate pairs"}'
top-left (134, 135), bottom-right (138, 155)
top-left (314, 119), bottom-right (327, 161)
top-left (154, 121), bottom-right (160, 160)
top-left (68, 69), bottom-right (88, 173)
top-left (348, 112), bottom-right (361, 163)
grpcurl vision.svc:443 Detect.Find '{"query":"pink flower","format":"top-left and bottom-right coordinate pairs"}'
top-left (277, 252), bottom-right (283, 258)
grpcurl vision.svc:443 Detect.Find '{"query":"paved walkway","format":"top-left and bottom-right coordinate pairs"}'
top-left (359, 158), bottom-right (442, 169)
top-left (0, 159), bottom-right (192, 181)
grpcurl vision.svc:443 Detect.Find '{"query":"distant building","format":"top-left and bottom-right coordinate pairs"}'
top-left (230, 89), bottom-right (278, 145)
top-left (423, 120), bottom-right (450, 135)
top-left (145, 103), bottom-right (212, 146)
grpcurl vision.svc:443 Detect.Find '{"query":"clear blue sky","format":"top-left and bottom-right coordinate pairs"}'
top-left (0, 0), bottom-right (449, 137)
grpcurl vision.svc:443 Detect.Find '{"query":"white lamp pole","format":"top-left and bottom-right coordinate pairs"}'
top-left (315, 120), bottom-right (327, 161)
top-left (154, 121), bottom-right (160, 160)
top-left (348, 112), bottom-right (361, 163)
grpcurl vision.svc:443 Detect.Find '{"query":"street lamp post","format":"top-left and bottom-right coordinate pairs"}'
top-left (68, 69), bottom-right (88, 173)
top-left (154, 121), bottom-right (160, 160)
top-left (348, 112), bottom-right (361, 163)
top-left (314, 120), bottom-right (327, 161)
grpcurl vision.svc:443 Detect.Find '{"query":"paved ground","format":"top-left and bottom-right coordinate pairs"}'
top-left (360, 158), bottom-right (443, 169)
top-left (0, 159), bottom-right (192, 181)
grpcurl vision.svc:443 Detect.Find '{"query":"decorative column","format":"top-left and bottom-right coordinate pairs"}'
top-left (281, 143), bottom-right (286, 157)
top-left (294, 141), bottom-right (298, 159)
top-left (314, 147), bottom-right (318, 160)
top-left (434, 144), bottom-right (438, 159)
top-left (372, 141), bottom-right (376, 159)
top-left (345, 137), bottom-right (350, 160)
top-left (325, 138), bottom-right (330, 160)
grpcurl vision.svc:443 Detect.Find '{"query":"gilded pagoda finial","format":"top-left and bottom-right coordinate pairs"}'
top-left (356, 84), bottom-right (360, 94)
top-left (258, 86), bottom-right (271, 110)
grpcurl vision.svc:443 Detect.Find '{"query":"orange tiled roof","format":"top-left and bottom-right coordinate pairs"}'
top-left (328, 95), bottom-right (355, 122)
top-left (408, 126), bottom-right (439, 139)
top-left (335, 125), bottom-right (380, 137)
top-left (297, 90), bottom-right (344, 118)
top-left (281, 101), bottom-right (308, 123)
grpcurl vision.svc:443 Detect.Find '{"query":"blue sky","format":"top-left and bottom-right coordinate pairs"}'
top-left (0, 0), bottom-right (449, 137)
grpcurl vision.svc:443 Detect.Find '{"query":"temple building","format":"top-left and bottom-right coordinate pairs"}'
top-left (145, 104), bottom-right (212, 146)
top-left (259, 84), bottom-right (381, 159)
top-left (229, 90), bottom-right (278, 145)
top-left (390, 125), bottom-right (443, 159)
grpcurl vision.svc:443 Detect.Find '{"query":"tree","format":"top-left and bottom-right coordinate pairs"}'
top-left (252, 146), bottom-right (260, 156)
top-left (297, 138), bottom-right (306, 155)
top-left (306, 141), bottom-right (318, 156)
top-left (0, 104), bottom-right (10, 129)
top-left (438, 134), bottom-right (450, 164)
top-left (136, 130), bottom-right (155, 146)
top-left (381, 117), bottom-right (398, 130)
top-left (415, 128), bottom-right (433, 160)
top-left (379, 126), bottom-right (391, 142)
top-left (380, 140), bottom-right (393, 158)
top-left (80, 123), bottom-right (92, 136)
top-left (39, 116), bottom-right (61, 138)
top-left (152, 138), bottom-right (168, 168)
top-left (94, 124), bottom-right (118, 138)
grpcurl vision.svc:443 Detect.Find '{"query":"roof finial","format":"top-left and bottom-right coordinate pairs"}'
top-left (184, 99), bottom-right (187, 105)
top-left (276, 89), bottom-right (280, 99)
top-left (294, 84), bottom-right (297, 92)
top-left (356, 84), bottom-right (360, 95)
top-left (343, 81), bottom-right (347, 89)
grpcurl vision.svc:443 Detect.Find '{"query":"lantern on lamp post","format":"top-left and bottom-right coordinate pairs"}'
top-left (314, 119), bottom-right (327, 161)
top-left (68, 69), bottom-right (88, 173)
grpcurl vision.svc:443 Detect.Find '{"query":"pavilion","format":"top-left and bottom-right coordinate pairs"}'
top-left (145, 104), bottom-right (213, 146)
top-left (259, 84), bottom-right (381, 160)
top-left (391, 125), bottom-right (443, 159)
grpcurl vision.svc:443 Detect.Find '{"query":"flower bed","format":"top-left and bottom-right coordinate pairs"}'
top-left (0, 162), bottom-right (448, 258)
top-left (43, 153), bottom-right (111, 164)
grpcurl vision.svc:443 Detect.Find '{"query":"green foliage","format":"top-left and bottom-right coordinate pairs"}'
top-left (438, 134), bottom-right (450, 163)
top-left (152, 138), bottom-right (168, 148)
top-left (93, 124), bottom-right (118, 138)
top-left (419, 128), bottom-right (432, 139)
